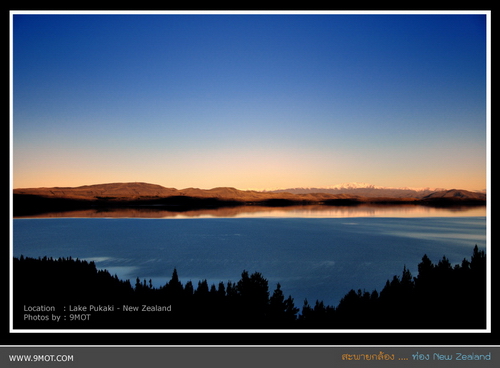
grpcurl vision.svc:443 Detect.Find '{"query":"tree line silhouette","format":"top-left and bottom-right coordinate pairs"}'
top-left (13, 245), bottom-right (486, 329)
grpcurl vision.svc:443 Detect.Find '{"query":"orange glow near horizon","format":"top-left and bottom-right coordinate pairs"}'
top-left (11, 170), bottom-right (487, 193)
top-left (11, 13), bottom-right (489, 194)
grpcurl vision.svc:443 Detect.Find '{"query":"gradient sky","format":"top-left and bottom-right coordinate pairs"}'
top-left (11, 12), bottom-right (488, 191)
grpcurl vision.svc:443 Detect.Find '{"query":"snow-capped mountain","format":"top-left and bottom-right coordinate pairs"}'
top-left (266, 183), bottom-right (448, 198)
top-left (323, 182), bottom-right (378, 190)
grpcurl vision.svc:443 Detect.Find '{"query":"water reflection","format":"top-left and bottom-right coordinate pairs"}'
top-left (13, 215), bottom-right (487, 307)
top-left (13, 204), bottom-right (486, 219)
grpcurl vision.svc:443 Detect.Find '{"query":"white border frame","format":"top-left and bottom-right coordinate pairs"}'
top-left (9, 9), bottom-right (492, 335)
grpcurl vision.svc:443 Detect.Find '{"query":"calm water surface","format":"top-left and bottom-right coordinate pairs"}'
top-left (12, 206), bottom-right (487, 307)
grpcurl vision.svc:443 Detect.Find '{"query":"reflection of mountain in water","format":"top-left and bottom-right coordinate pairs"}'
top-left (13, 182), bottom-right (486, 217)
top-left (13, 204), bottom-right (487, 219)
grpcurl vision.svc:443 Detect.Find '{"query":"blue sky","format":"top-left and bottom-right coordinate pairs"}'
top-left (12, 12), bottom-right (488, 190)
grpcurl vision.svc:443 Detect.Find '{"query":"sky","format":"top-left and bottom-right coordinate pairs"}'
top-left (11, 12), bottom-right (489, 191)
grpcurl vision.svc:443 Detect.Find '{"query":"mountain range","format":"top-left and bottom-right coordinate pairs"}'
top-left (13, 182), bottom-right (355, 204)
top-left (13, 182), bottom-right (486, 216)
top-left (266, 182), bottom-right (475, 198)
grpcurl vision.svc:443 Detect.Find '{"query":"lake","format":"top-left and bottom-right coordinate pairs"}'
top-left (12, 205), bottom-right (487, 308)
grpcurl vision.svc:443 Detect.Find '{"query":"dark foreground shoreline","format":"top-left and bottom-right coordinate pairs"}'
top-left (13, 193), bottom-right (486, 218)
top-left (13, 246), bottom-right (486, 330)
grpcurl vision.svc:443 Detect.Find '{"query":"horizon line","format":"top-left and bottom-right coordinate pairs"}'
top-left (11, 181), bottom-right (487, 193)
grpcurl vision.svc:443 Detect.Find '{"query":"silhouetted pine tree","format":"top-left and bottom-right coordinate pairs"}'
top-left (195, 279), bottom-right (209, 298)
top-left (14, 245), bottom-right (486, 329)
top-left (299, 299), bottom-right (313, 323)
top-left (184, 280), bottom-right (194, 298)
top-left (268, 283), bottom-right (299, 324)
top-left (235, 270), bottom-right (270, 324)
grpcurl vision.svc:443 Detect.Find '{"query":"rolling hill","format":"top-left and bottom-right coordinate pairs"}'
top-left (421, 189), bottom-right (487, 201)
top-left (12, 182), bottom-right (486, 216)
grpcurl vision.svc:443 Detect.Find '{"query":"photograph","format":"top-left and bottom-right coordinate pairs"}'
top-left (6, 9), bottom-right (493, 367)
